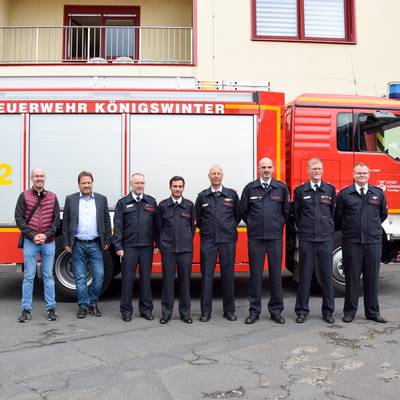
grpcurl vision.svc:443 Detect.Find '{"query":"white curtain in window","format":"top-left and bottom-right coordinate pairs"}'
top-left (304, 0), bottom-right (345, 38)
top-left (256, 0), bottom-right (297, 37)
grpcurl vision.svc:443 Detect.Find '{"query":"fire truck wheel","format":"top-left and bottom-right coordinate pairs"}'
top-left (314, 233), bottom-right (362, 298)
top-left (330, 240), bottom-right (346, 297)
top-left (314, 234), bottom-right (345, 297)
top-left (53, 237), bottom-right (114, 301)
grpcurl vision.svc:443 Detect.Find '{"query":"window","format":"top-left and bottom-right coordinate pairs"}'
top-left (337, 111), bottom-right (400, 160)
top-left (63, 6), bottom-right (140, 61)
top-left (337, 112), bottom-right (353, 151)
top-left (252, 0), bottom-right (356, 43)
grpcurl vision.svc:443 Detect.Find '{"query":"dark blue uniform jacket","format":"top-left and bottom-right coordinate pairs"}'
top-left (156, 197), bottom-right (195, 253)
top-left (293, 181), bottom-right (336, 242)
top-left (240, 178), bottom-right (290, 240)
top-left (335, 184), bottom-right (388, 244)
top-left (195, 187), bottom-right (240, 243)
top-left (112, 192), bottom-right (157, 251)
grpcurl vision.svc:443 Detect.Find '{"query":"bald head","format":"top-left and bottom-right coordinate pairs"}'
top-left (30, 167), bottom-right (46, 192)
top-left (31, 167), bottom-right (46, 178)
top-left (209, 164), bottom-right (223, 175)
top-left (259, 158), bottom-right (274, 181)
top-left (208, 164), bottom-right (224, 189)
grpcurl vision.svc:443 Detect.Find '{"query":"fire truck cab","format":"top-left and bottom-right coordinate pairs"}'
top-left (286, 93), bottom-right (400, 293)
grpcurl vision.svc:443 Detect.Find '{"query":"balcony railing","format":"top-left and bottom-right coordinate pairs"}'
top-left (0, 26), bottom-right (193, 64)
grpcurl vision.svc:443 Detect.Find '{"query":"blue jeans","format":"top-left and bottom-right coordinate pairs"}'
top-left (22, 239), bottom-right (56, 311)
top-left (72, 240), bottom-right (104, 308)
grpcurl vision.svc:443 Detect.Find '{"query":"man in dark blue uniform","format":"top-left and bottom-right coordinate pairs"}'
top-left (156, 176), bottom-right (195, 324)
top-left (335, 163), bottom-right (388, 323)
top-left (240, 157), bottom-right (290, 324)
top-left (293, 157), bottom-right (335, 324)
top-left (113, 173), bottom-right (157, 322)
top-left (195, 165), bottom-right (241, 322)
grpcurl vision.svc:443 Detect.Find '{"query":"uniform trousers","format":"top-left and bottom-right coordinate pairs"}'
top-left (200, 241), bottom-right (236, 317)
top-left (342, 242), bottom-right (381, 319)
top-left (295, 240), bottom-right (335, 317)
top-left (161, 250), bottom-right (192, 319)
top-left (120, 246), bottom-right (153, 317)
top-left (248, 239), bottom-right (283, 317)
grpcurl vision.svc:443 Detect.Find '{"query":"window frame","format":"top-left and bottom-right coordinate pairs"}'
top-left (63, 5), bottom-right (141, 61)
top-left (251, 0), bottom-right (356, 44)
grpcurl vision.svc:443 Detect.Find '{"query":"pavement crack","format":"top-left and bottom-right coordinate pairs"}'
top-left (202, 386), bottom-right (245, 399)
top-left (225, 353), bottom-right (265, 388)
top-left (186, 349), bottom-right (218, 365)
top-left (366, 323), bottom-right (400, 339)
top-left (68, 341), bottom-right (108, 365)
top-left (320, 332), bottom-right (361, 351)
top-left (300, 363), bottom-right (335, 388)
top-left (0, 324), bottom-right (156, 355)
top-left (19, 382), bottom-right (49, 400)
top-left (324, 390), bottom-right (355, 399)
top-left (279, 375), bottom-right (297, 400)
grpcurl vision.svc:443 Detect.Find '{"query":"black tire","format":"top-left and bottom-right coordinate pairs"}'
top-left (314, 232), bottom-right (354, 298)
top-left (330, 234), bottom-right (346, 297)
top-left (53, 237), bottom-right (114, 302)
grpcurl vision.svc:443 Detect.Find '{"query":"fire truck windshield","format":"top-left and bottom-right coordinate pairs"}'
top-left (358, 112), bottom-right (400, 160)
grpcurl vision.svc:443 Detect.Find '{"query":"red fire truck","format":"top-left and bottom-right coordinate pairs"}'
top-left (0, 78), bottom-right (399, 299)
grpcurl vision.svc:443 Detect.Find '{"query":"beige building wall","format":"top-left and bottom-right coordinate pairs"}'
top-left (8, 0), bottom-right (192, 26)
top-left (0, 0), bottom-right (10, 25)
top-left (196, 0), bottom-right (399, 100)
top-left (0, 0), bottom-right (398, 101)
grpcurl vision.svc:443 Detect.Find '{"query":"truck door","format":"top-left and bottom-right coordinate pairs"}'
top-left (29, 114), bottom-right (123, 207)
top-left (352, 109), bottom-right (400, 210)
top-left (335, 109), bottom-right (357, 189)
top-left (0, 115), bottom-right (23, 224)
top-left (129, 113), bottom-right (256, 267)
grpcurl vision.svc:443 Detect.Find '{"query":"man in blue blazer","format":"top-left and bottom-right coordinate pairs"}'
top-left (63, 171), bottom-right (112, 318)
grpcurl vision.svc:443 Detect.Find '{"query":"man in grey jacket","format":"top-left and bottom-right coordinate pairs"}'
top-left (63, 171), bottom-right (111, 319)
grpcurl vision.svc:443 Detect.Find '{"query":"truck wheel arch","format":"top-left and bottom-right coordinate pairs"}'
top-left (53, 236), bottom-right (114, 301)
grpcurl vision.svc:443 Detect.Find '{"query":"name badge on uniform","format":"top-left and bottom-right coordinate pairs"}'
top-left (126, 204), bottom-right (133, 208)
top-left (202, 203), bottom-right (209, 207)
top-left (303, 195), bottom-right (311, 199)
top-left (368, 195), bottom-right (380, 206)
top-left (224, 198), bottom-right (233, 202)
top-left (250, 196), bottom-right (262, 200)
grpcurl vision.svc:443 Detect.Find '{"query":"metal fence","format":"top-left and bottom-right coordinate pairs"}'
top-left (0, 26), bottom-right (193, 64)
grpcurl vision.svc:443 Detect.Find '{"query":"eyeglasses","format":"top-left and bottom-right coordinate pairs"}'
top-left (354, 172), bottom-right (369, 176)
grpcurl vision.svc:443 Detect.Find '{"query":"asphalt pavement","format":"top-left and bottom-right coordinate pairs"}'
top-left (0, 264), bottom-right (399, 399)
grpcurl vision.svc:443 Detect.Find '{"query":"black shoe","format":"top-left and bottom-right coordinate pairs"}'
top-left (323, 315), bottom-right (335, 324)
top-left (122, 314), bottom-right (132, 322)
top-left (17, 309), bottom-right (32, 323)
top-left (140, 313), bottom-right (154, 321)
top-left (89, 304), bottom-right (101, 317)
top-left (199, 315), bottom-right (210, 322)
top-left (366, 315), bottom-right (387, 323)
top-left (223, 313), bottom-right (237, 321)
top-left (181, 316), bottom-right (193, 324)
top-left (245, 315), bottom-right (259, 324)
top-left (47, 308), bottom-right (58, 321)
top-left (342, 315), bottom-right (353, 323)
top-left (271, 314), bottom-right (286, 324)
top-left (296, 315), bottom-right (306, 324)
top-left (160, 316), bottom-right (170, 324)
top-left (77, 307), bottom-right (88, 319)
